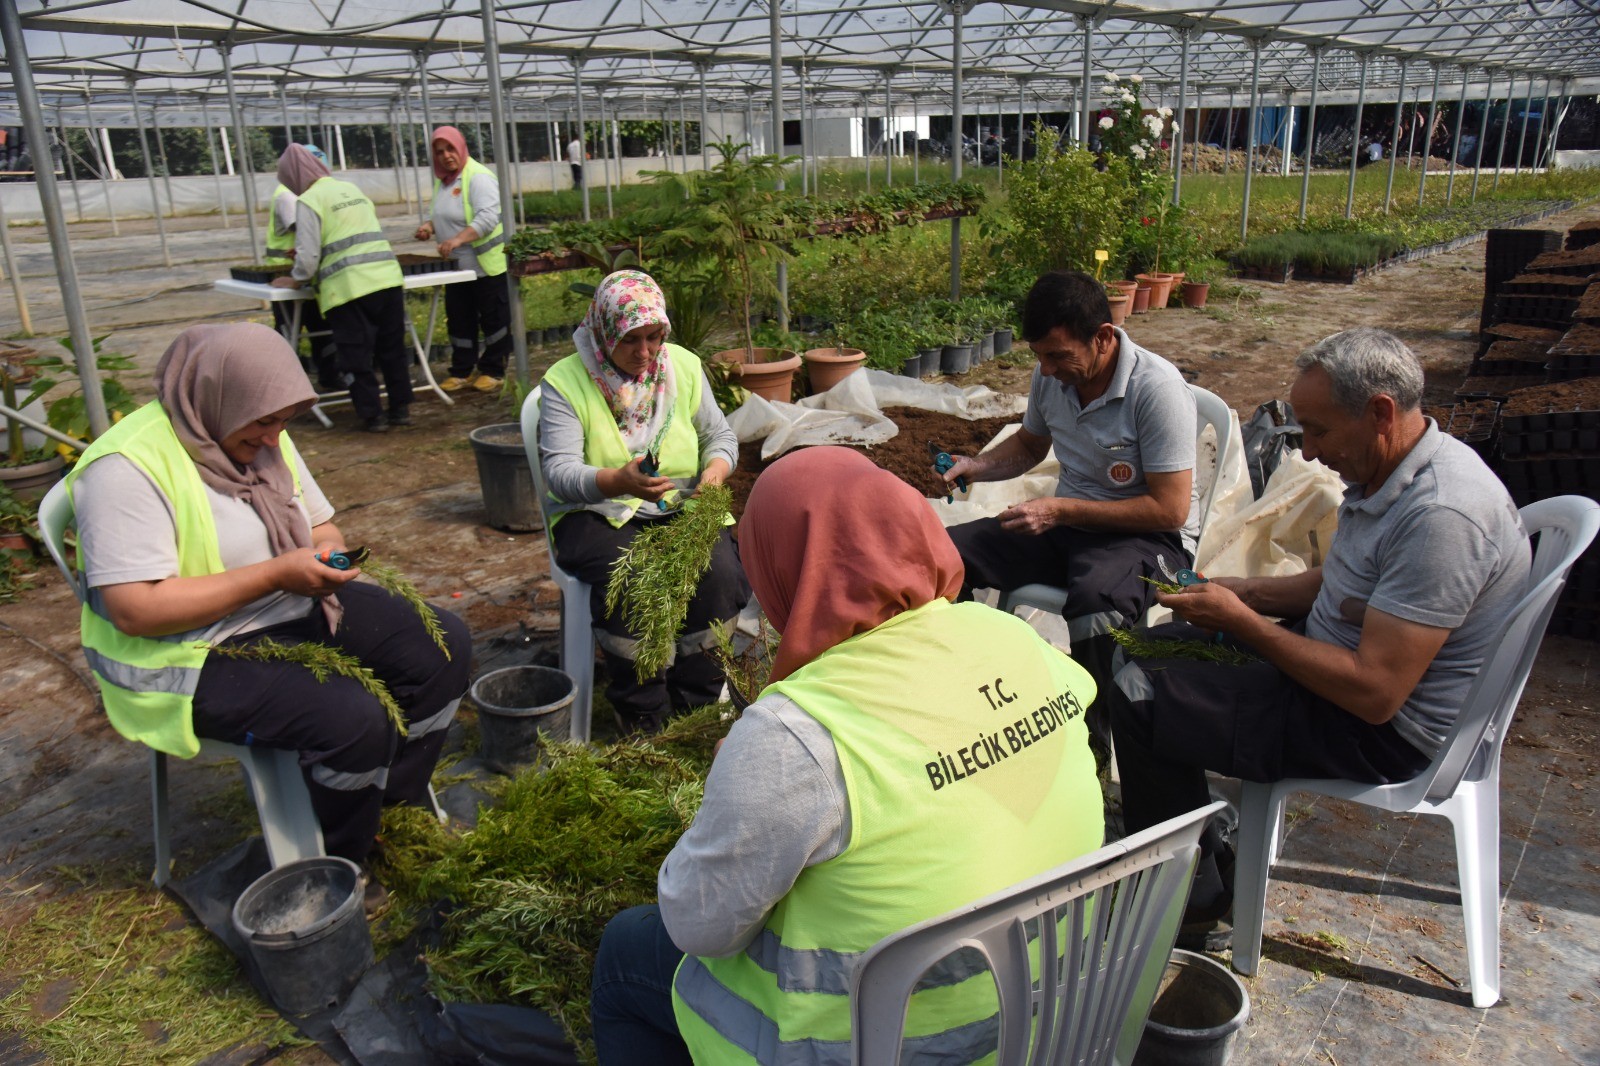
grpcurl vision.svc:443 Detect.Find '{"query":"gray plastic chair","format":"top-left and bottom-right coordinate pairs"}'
top-left (997, 384), bottom-right (1239, 639)
top-left (850, 801), bottom-right (1225, 1066)
top-left (519, 385), bottom-right (597, 742)
top-left (1231, 495), bottom-right (1600, 1009)
top-left (38, 478), bottom-right (445, 887)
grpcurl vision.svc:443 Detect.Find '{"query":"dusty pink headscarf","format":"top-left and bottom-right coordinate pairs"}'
top-left (277, 143), bottom-right (330, 196)
top-left (742, 447), bottom-right (965, 682)
top-left (430, 126), bottom-right (470, 183)
top-left (154, 323), bottom-right (334, 623)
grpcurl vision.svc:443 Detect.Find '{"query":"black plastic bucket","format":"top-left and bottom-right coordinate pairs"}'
top-left (994, 328), bottom-right (1014, 355)
top-left (231, 856), bottom-right (373, 1016)
top-left (468, 423), bottom-right (542, 532)
top-left (1133, 949), bottom-right (1250, 1066)
top-left (940, 343), bottom-right (973, 376)
top-left (471, 665), bottom-right (577, 772)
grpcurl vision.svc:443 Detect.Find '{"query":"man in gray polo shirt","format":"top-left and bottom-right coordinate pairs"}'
top-left (1110, 327), bottom-right (1530, 951)
top-left (943, 270), bottom-right (1199, 732)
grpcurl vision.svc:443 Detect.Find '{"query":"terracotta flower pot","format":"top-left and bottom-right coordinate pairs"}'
top-left (802, 347), bottom-right (867, 394)
top-left (1107, 293), bottom-right (1131, 326)
top-left (0, 531), bottom-right (32, 553)
top-left (1181, 282), bottom-right (1211, 309)
top-left (1131, 286), bottom-right (1152, 314)
top-left (1109, 280), bottom-right (1139, 300)
top-left (1136, 273), bottom-right (1176, 310)
top-left (717, 347), bottom-right (801, 403)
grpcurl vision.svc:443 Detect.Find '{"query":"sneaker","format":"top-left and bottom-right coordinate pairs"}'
top-left (388, 406), bottom-right (413, 426)
top-left (473, 374), bottom-right (503, 393)
top-left (439, 374), bottom-right (476, 392)
top-left (362, 414), bottom-right (389, 433)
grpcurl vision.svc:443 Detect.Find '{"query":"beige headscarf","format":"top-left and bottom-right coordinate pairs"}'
top-left (277, 143), bottom-right (330, 196)
top-left (154, 323), bottom-right (334, 625)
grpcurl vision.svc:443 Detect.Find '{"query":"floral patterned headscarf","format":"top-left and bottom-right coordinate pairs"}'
top-left (574, 269), bottom-right (676, 451)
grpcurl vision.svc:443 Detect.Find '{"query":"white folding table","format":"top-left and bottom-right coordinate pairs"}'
top-left (214, 268), bottom-right (475, 428)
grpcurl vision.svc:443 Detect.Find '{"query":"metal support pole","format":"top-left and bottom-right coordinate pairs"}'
top-left (401, 95), bottom-right (426, 215)
top-left (862, 98), bottom-right (872, 193)
top-left (800, 78), bottom-right (810, 195)
top-left (479, 0), bottom-right (529, 389)
top-left (677, 92), bottom-right (689, 172)
top-left (912, 93), bottom-right (920, 182)
top-left (127, 81), bottom-right (173, 267)
top-left (1405, 80), bottom-right (1422, 164)
top-left (1193, 99), bottom-right (1201, 172)
top-left (1298, 47), bottom-right (1321, 221)
top-left (574, 60), bottom-right (591, 221)
top-left (699, 63), bottom-right (711, 169)
top-left (417, 51), bottom-right (435, 150)
top-left (335, 123), bottom-right (347, 170)
top-left (769, 0), bottom-right (788, 331)
top-left (280, 83), bottom-right (294, 148)
top-left (1513, 73), bottom-right (1533, 174)
top-left (1280, 90), bottom-right (1294, 178)
top-left (388, 109), bottom-right (410, 210)
top-left (1530, 79), bottom-right (1551, 171)
top-left (1346, 54), bottom-right (1368, 219)
top-left (1494, 73), bottom-right (1514, 189)
top-left (1240, 41), bottom-right (1262, 244)
top-left (1079, 15), bottom-right (1092, 162)
top-left (0, 194), bottom-right (34, 336)
top-left (1418, 63), bottom-right (1442, 204)
top-left (599, 94), bottom-right (615, 218)
top-left (1173, 28), bottom-right (1190, 202)
top-left (744, 93), bottom-right (756, 159)
top-left (82, 92), bottom-right (119, 235)
top-left (1383, 60), bottom-right (1408, 214)
top-left (152, 101), bottom-right (176, 218)
top-left (202, 101), bottom-right (231, 227)
top-left (546, 106), bottom-right (560, 189)
top-left (508, 100), bottom-right (526, 227)
top-left (59, 120), bottom-right (85, 223)
top-left (1224, 88), bottom-right (1235, 173)
top-left (1471, 69), bottom-right (1493, 201)
top-left (952, 3), bottom-right (968, 301)
top-left (1446, 66), bottom-right (1469, 202)
top-left (1543, 81), bottom-right (1570, 170)
top-left (0, 3), bottom-right (107, 434)
top-left (885, 72), bottom-right (894, 186)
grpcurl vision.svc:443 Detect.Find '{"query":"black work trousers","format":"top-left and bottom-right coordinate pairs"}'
top-left (190, 582), bottom-right (472, 863)
top-left (948, 518), bottom-right (1187, 738)
top-left (324, 285), bottom-right (413, 422)
top-left (443, 271), bottom-right (512, 379)
top-left (1109, 621), bottom-right (1431, 914)
top-left (551, 510), bottom-right (749, 730)
top-left (270, 294), bottom-right (340, 391)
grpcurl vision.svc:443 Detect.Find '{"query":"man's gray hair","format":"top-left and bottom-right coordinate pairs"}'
top-left (1294, 327), bottom-right (1424, 415)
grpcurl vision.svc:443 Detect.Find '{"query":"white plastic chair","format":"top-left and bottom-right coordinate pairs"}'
top-left (1230, 495), bottom-right (1600, 1008)
top-left (850, 801), bottom-right (1225, 1066)
top-left (520, 385), bottom-right (597, 743)
top-left (40, 479), bottom-right (448, 887)
top-left (997, 383), bottom-right (1240, 636)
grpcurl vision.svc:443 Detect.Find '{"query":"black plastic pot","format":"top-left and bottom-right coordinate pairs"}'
top-left (941, 343), bottom-right (973, 376)
top-left (471, 665), bottom-right (577, 772)
top-left (231, 857), bottom-right (373, 1016)
top-left (1133, 950), bottom-right (1250, 1066)
top-left (994, 328), bottom-right (1014, 355)
top-left (469, 424), bottom-right (542, 532)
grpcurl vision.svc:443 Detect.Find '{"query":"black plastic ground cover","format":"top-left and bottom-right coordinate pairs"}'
top-left (172, 838), bottom-right (580, 1066)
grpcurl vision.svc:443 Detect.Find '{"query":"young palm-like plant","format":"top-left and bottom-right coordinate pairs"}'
top-left (643, 140), bottom-right (799, 355)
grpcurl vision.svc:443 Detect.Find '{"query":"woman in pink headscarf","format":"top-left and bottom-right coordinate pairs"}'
top-left (536, 269), bottom-right (747, 732)
top-left (66, 322), bottom-right (471, 872)
top-left (588, 447), bottom-right (1105, 1064)
top-left (414, 126), bottom-right (512, 393)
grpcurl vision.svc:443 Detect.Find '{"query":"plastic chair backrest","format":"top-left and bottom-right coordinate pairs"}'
top-left (849, 801), bottom-right (1224, 1066)
top-left (1188, 384), bottom-right (1236, 544)
top-left (38, 479), bottom-right (83, 603)
top-left (1416, 495), bottom-right (1599, 803)
top-left (520, 385), bottom-right (555, 532)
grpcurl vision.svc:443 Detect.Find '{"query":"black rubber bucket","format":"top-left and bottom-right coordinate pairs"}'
top-left (231, 856), bottom-right (373, 1016)
top-left (1133, 949), bottom-right (1251, 1066)
top-left (471, 665), bottom-right (577, 772)
top-left (994, 328), bottom-right (1014, 355)
top-left (468, 423), bottom-right (542, 532)
top-left (940, 343), bottom-right (973, 376)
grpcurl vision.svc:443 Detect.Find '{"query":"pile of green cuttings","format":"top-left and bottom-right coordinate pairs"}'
top-left (372, 705), bottom-right (733, 1056)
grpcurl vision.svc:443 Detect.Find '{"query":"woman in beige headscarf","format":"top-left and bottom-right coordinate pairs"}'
top-left (66, 322), bottom-right (471, 869)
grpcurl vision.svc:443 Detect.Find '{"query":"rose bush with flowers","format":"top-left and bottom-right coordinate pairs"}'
top-left (1095, 74), bottom-right (1167, 176)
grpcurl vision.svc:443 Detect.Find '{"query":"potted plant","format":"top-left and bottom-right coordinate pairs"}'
top-left (2, 336), bottom-right (137, 502)
top-left (1181, 259), bottom-right (1223, 309)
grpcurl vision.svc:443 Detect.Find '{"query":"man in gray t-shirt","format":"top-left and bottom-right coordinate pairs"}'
top-left (944, 270), bottom-right (1198, 734)
top-left (1109, 327), bottom-right (1531, 952)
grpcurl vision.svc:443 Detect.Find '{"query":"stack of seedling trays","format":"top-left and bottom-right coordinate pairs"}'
top-left (1523, 244), bottom-right (1600, 280)
top-left (1494, 379), bottom-right (1600, 641)
top-left (395, 253), bottom-right (457, 277)
top-left (1432, 398), bottom-right (1502, 461)
top-left (1485, 275), bottom-right (1586, 336)
top-left (1457, 373), bottom-right (1547, 402)
top-left (1567, 219), bottom-right (1600, 252)
top-left (1481, 228), bottom-right (1564, 337)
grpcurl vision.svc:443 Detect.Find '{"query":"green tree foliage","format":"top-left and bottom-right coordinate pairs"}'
top-left (994, 134), bottom-right (1136, 280)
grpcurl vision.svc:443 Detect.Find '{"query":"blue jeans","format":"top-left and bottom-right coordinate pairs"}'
top-left (591, 905), bottom-right (693, 1066)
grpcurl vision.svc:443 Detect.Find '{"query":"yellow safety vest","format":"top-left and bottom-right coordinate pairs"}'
top-left (673, 599), bottom-right (1104, 1065)
top-left (62, 402), bottom-right (309, 758)
top-left (296, 177), bottom-right (402, 314)
top-left (433, 157), bottom-right (506, 277)
top-left (266, 183), bottom-right (296, 259)
top-left (541, 344), bottom-right (710, 529)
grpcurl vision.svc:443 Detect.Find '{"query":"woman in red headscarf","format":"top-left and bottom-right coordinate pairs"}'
top-left (415, 126), bottom-right (512, 393)
top-left (588, 446), bottom-right (1105, 1065)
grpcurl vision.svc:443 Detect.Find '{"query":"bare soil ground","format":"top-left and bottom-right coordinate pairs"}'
top-left (2, 197), bottom-right (1598, 1063)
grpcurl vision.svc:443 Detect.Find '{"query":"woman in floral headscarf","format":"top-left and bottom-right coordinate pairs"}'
top-left (537, 269), bottom-right (747, 731)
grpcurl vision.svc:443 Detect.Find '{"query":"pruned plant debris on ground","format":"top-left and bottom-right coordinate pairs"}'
top-left (370, 704), bottom-right (734, 1061)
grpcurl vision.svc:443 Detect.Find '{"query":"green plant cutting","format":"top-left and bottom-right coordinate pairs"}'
top-left (605, 484), bottom-right (734, 681)
top-left (359, 556), bottom-right (453, 659)
top-left (1108, 626), bottom-right (1260, 666)
top-left (207, 638), bottom-right (408, 733)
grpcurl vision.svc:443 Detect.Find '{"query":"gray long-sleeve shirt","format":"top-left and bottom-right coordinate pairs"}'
top-left (538, 370), bottom-right (739, 525)
top-left (290, 199), bottom-right (324, 283)
top-left (431, 169), bottom-right (501, 278)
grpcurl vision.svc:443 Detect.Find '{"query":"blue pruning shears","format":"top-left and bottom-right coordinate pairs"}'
top-left (637, 449), bottom-right (673, 512)
top-left (319, 546), bottom-right (370, 570)
top-left (928, 441), bottom-right (967, 504)
top-left (1158, 553), bottom-right (1208, 587)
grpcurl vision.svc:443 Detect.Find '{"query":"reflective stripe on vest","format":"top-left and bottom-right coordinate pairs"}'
top-left (432, 157), bottom-right (507, 277)
top-left (63, 402), bottom-right (309, 759)
top-left (266, 184), bottom-right (295, 257)
top-left (297, 177), bottom-right (401, 313)
top-left (540, 344), bottom-right (706, 529)
top-left (672, 600), bottom-right (1104, 1064)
